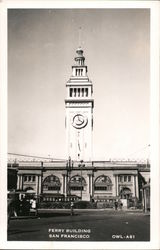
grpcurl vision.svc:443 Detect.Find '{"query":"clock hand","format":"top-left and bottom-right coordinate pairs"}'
top-left (78, 115), bottom-right (83, 123)
top-left (76, 118), bottom-right (82, 125)
top-left (78, 140), bottom-right (81, 151)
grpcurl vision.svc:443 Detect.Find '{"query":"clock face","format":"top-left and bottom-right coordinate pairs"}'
top-left (72, 114), bottom-right (88, 129)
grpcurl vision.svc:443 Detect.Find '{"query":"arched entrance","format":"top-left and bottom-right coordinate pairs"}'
top-left (119, 187), bottom-right (132, 199)
top-left (43, 175), bottom-right (61, 192)
top-left (24, 187), bottom-right (34, 192)
top-left (69, 175), bottom-right (86, 200)
top-left (94, 175), bottom-right (112, 191)
top-left (70, 175), bottom-right (86, 191)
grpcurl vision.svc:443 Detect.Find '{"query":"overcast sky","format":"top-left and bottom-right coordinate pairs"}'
top-left (8, 9), bottom-right (150, 161)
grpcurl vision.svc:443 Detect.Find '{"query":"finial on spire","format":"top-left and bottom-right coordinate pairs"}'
top-left (78, 26), bottom-right (82, 47)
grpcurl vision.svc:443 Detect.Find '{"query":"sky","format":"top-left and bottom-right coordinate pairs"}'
top-left (8, 8), bottom-right (150, 161)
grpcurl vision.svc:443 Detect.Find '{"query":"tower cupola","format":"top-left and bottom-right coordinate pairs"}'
top-left (75, 47), bottom-right (85, 66)
top-left (71, 47), bottom-right (88, 78)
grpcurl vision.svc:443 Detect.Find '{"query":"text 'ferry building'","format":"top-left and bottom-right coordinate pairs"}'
top-left (8, 47), bottom-right (150, 208)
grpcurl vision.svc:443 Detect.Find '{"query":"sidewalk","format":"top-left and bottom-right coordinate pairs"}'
top-left (10, 208), bottom-right (149, 220)
top-left (37, 208), bottom-right (145, 212)
top-left (10, 215), bottom-right (38, 220)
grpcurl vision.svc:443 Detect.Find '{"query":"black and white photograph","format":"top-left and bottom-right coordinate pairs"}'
top-left (0, 1), bottom-right (159, 249)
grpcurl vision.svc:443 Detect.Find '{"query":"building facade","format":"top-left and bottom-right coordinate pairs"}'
top-left (8, 47), bottom-right (150, 207)
top-left (14, 159), bottom-right (150, 206)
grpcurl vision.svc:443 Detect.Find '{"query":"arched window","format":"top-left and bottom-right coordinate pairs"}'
top-left (94, 175), bottom-right (112, 191)
top-left (70, 175), bottom-right (86, 191)
top-left (43, 175), bottom-right (61, 191)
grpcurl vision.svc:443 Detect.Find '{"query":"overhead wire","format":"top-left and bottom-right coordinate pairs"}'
top-left (126, 144), bottom-right (150, 158)
top-left (8, 152), bottom-right (66, 161)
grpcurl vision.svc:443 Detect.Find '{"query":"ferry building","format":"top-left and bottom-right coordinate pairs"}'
top-left (9, 47), bottom-right (150, 206)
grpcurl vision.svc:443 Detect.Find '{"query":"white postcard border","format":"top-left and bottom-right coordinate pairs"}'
top-left (0, 1), bottom-right (159, 249)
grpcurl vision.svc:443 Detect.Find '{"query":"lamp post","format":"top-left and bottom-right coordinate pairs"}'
top-left (78, 160), bottom-right (85, 200)
top-left (66, 157), bottom-right (73, 200)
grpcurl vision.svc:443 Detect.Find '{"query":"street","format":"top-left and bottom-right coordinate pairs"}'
top-left (8, 209), bottom-right (150, 241)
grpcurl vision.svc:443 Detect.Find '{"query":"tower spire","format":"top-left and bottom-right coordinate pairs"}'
top-left (78, 27), bottom-right (82, 47)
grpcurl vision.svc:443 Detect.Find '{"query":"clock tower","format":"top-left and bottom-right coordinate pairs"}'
top-left (65, 47), bottom-right (94, 161)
